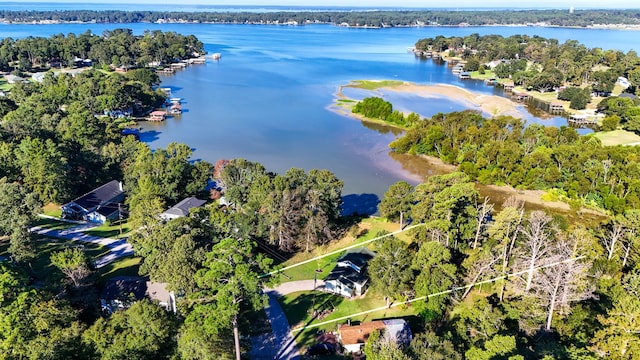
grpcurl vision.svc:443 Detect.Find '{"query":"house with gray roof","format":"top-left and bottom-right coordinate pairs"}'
top-left (61, 180), bottom-right (124, 223)
top-left (100, 276), bottom-right (176, 315)
top-left (160, 197), bottom-right (206, 221)
top-left (324, 248), bottom-right (374, 298)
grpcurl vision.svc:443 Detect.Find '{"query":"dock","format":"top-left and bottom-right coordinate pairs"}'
top-left (502, 81), bottom-right (515, 92)
top-left (568, 114), bottom-right (599, 125)
top-left (512, 91), bottom-right (530, 101)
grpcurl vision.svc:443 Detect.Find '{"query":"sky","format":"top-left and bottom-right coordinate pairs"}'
top-left (7, 0), bottom-right (638, 9)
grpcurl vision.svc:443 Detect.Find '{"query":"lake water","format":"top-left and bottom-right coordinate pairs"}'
top-left (2, 21), bottom-right (639, 203)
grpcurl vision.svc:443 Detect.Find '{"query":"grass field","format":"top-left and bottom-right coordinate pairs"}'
top-left (42, 203), bottom-right (63, 217)
top-left (31, 238), bottom-right (110, 281)
top-left (275, 218), bottom-right (411, 282)
top-left (592, 130), bottom-right (640, 146)
top-left (84, 220), bottom-right (132, 238)
top-left (97, 255), bottom-right (141, 279)
top-left (468, 70), bottom-right (496, 80)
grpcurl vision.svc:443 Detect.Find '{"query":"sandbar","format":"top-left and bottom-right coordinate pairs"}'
top-left (334, 80), bottom-right (528, 120)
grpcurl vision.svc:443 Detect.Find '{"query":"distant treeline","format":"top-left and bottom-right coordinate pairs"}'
top-left (1, 9), bottom-right (640, 27)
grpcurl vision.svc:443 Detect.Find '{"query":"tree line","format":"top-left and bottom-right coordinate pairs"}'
top-left (1, 9), bottom-right (640, 27)
top-left (0, 29), bottom-right (204, 72)
top-left (361, 172), bottom-right (639, 359)
top-left (415, 34), bottom-right (640, 100)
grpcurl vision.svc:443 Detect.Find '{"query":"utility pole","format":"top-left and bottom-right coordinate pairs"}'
top-left (118, 203), bottom-right (123, 235)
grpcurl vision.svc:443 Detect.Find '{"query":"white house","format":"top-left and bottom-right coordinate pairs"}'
top-left (160, 197), bottom-right (206, 221)
top-left (61, 180), bottom-right (124, 223)
top-left (324, 249), bottom-right (374, 298)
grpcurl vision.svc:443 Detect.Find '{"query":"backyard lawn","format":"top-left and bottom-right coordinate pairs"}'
top-left (275, 218), bottom-right (411, 282)
top-left (30, 238), bottom-right (110, 281)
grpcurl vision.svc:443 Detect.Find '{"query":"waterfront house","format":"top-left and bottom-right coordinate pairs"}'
top-left (160, 197), bottom-right (206, 221)
top-left (148, 110), bottom-right (166, 121)
top-left (502, 81), bottom-right (515, 92)
top-left (338, 319), bottom-right (412, 353)
top-left (100, 276), bottom-right (176, 314)
top-left (324, 249), bottom-right (374, 298)
top-left (550, 102), bottom-right (564, 112)
top-left (61, 180), bottom-right (124, 223)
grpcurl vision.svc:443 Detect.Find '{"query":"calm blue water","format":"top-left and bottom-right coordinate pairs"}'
top-left (1, 21), bottom-right (639, 199)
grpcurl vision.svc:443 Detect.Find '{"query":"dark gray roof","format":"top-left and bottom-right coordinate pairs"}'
top-left (325, 265), bottom-right (369, 287)
top-left (339, 251), bottom-right (374, 271)
top-left (101, 276), bottom-right (146, 302)
top-left (66, 180), bottom-right (123, 211)
top-left (163, 197), bottom-right (206, 217)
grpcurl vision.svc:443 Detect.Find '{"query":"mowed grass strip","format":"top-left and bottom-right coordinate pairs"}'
top-left (277, 218), bottom-right (410, 281)
top-left (592, 129), bottom-right (640, 146)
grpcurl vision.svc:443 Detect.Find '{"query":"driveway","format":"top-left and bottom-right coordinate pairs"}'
top-left (250, 280), bottom-right (326, 359)
top-left (30, 224), bottom-right (133, 268)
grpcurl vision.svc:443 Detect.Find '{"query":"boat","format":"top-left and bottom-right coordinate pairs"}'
top-left (211, 53), bottom-right (222, 60)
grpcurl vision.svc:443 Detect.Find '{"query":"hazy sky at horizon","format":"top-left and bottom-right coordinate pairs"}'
top-left (6, 0), bottom-right (637, 9)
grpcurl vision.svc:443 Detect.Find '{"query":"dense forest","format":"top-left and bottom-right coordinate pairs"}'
top-left (0, 28), bottom-right (204, 72)
top-left (1, 9), bottom-right (640, 27)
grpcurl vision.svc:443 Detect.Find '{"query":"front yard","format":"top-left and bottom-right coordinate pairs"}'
top-left (280, 289), bottom-right (416, 350)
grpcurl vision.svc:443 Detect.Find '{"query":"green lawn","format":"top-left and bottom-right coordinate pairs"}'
top-left (97, 255), bottom-right (141, 280)
top-left (32, 217), bottom-right (78, 231)
top-left (468, 70), bottom-right (496, 80)
top-left (84, 220), bottom-right (132, 238)
top-left (280, 290), bottom-right (416, 349)
top-left (276, 218), bottom-right (410, 282)
top-left (592, 130), bottom-right (640, 146)
top-left (31, 238), bottom-right (110, 282)
top-left (0, 78), bottom-right (13, 91)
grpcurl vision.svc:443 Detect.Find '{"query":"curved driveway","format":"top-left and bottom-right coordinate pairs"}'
top-left (250, 280), bottom-right (326, 360)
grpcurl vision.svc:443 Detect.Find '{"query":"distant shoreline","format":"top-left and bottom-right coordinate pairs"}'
top-left (3, 19), bottom-right (640, 31)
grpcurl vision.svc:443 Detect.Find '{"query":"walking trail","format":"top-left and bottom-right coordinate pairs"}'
top-left (30, 216), bottom-right (133, 268)
top-left (250, 280), bottom-right (325, 359)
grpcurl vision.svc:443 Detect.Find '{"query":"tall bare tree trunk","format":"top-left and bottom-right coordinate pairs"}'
top-left (233, 315), bottom-right (241, 360)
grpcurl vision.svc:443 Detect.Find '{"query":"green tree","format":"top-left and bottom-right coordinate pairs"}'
top-left (82, 300), bottom-right (178, 360)
top-left (412, 241), bottom-right (457, 321)
top-left (50, 247), bottom-right (93, 288)
top-left (368, 235), bottom-right (415, 306)
top-left (593, 270), bottom-right (640, 359)
top-left (191, 238), bottom-right (274, 360)
top-left (0, 178), bottom-right (40, 262)
top-left (130, 215), bottom-right (209, 294)
top-left (363, 329), bottom-right (412, 360)
top-left (379, 181), bottom-right (414, 225)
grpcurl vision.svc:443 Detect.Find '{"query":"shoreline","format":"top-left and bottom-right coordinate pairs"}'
top-left (330, 79), bottom-right (608, 219)
top-left (2, 19), bottom-right (640, 31)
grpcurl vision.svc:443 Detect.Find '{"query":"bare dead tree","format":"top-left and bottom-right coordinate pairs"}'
top-left (472, 196), bottom-right (494, 249)
top-left (601, 221), bottom-right (625, 261)
top-left (534, 239), bottom-right (594, 331)
top-left (517, 211), bottom-right (554, 292)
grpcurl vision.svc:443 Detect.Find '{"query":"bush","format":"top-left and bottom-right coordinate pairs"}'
top-left (601, 115), bottom-right (620, 131)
